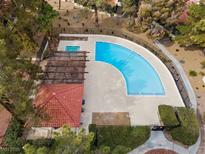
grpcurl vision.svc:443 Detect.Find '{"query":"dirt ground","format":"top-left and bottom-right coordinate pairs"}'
top-left (92, 112), bottom-right (130, 126)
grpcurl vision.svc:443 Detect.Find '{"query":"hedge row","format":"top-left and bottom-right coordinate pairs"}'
top-left (158, 105), bottom-right (199, 145)
top-left (170, 107), bottom-right (199, 145)
top-left (89, 124), bottom-right (150, 151)
top-left (158, 105), bottom-right (179, 127)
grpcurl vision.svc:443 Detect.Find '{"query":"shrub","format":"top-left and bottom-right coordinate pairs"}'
top-left (199, 71), bottom-right (205, 76)
top-left (200, 60), bottom-right (205, 69)
top-left (89, 124), bottom-right (97, 133)
top-left (112, 145), bottom-right (132, 154)
top-left (2, 119), bottom-right (24, 154)
top-left (158, 105), bottom-right (199, 145)
top-left (89, 124), bottom-right (97, 148)
top-left (26, 139), bottom-right (54, 148)
top-left (170, 107), bottom-right (199, 145)
top-left (89, 125), bottom-right (150, 151)
top-left (4, 119), bottom-right (24, 148)
top-left (158, 105), bottom-right (179, 127)
top-left (189, 70), bottom-right (197, 76)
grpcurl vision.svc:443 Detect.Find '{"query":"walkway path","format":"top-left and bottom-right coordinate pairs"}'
top-left (129, 131), bottom-right (200, 154)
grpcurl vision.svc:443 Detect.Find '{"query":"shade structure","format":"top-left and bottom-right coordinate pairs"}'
top-left (33, 84), bottom-right (83, 128)
top-left (43, 51), bottom-right (88, 84)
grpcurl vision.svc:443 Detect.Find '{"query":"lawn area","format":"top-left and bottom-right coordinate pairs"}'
top-left (158, 105), bottom-right (199, 146)
top-left (89, 124), bottom-right (150, 151)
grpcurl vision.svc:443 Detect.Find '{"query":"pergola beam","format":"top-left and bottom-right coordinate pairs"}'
top-left (43, 51), bottom-right (88, 84)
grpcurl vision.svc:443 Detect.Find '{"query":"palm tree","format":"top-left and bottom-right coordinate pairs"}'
top-left (88, 0), bottom-right (104, 26)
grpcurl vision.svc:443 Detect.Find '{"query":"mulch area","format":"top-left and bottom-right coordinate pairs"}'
top-left (0, 109), bottom-right (11, 145)
top-left (145, 149), bottom-right (178, 154)
top-left (92, 112), bottom-right (130, 126)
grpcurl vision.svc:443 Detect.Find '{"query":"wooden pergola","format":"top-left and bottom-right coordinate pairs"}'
top-left (43, 51), bottom-right (89, 84)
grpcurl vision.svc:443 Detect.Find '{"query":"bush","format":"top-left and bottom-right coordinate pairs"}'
top-left (159, 105), bottom-right (179, 127)
top-left (201, 60), bottom-right (205, 69)
top-left (158, 105), bottom-right (199, 145)
top-left (189, 70), bottom-right (197, 76)
top-left (89, 124), bottom-right (97, 148)
top-left (199, 71), bottom-right (205, 76)
top-left (112, 145), bottom-right (132, 154)
top-left (89, 125), bottom-right (150, 151)
top-left (170, 107), bottom-right (199, 145)
top-left (4, 119), bottom-right (24, 147)
top-left (74, 0), bottom-right (115, 14)
top-left (2, 119), bottom-right (24, 153)
top-left (26, 139), bottom-right (54, 148)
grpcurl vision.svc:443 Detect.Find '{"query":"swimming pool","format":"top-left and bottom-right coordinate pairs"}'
top-left (65, 46), bottom-right (80, 52)
top-left (95, 42), bottom-right (165, 95)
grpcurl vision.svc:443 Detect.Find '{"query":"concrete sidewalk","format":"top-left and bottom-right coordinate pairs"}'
top-left (129, 131), bottom-right (200, 154)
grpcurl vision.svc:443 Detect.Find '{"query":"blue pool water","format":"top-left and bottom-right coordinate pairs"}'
top-left (65, 46), bottom-right (80, 52)
top-left (95, 42), bottom-right (165, 95)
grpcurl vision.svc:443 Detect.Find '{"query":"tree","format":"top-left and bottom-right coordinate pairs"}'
top-left (24, 144), bottom-right (49, 154)
top-left (122, 0), bottom-right (139, 25)
top-left (53, 126), bottom-right (94, 154)
top-left (37, 2), bottom-right (59, 32)
top-left (87, 0), bottom-right (104, 26)
top-left (137, 0), bottom-right (185, 39)
top-left (0, 0), bottom-right (57, 124)
top-left (175, 4), bottom-right (205, 47)
top-left (23, 125), bottom-right (94, 154)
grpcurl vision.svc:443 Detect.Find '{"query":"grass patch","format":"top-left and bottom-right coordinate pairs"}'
top-left (189, 70), bottom-right (197, 77)
top-left (158, 105), bottom-right (199, 146)
top-left (89, 124), bottom-right (150, 151)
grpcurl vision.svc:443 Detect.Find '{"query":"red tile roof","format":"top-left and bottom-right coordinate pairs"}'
top-left (0, 109), bottom-right (11, 145)
top-left (34, 84), bottom-right (83, 128)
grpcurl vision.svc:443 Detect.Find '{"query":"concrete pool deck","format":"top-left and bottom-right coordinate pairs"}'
top-left (58, 34), bottom-right (185, 127)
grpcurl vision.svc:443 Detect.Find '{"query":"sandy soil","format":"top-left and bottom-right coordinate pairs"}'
top-left (47, 0), bottom-right (205, 121)
top-left (166, 44), bottom-right (205, 116)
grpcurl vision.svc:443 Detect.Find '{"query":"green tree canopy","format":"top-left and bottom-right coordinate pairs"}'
top-left (0, 0), bottom-right (57, 124)
top-left (176, 4), bottom-right (205, 47)
top-left (23, 126), bottom-right (94, 154)
top-left (137, 0), bottom-right (185, 39)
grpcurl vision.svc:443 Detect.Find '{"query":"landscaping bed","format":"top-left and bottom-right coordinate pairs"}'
top-left (158, 105), bottom-right (199, 146)
top-left (89, 124), bottom-right (150, 151)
